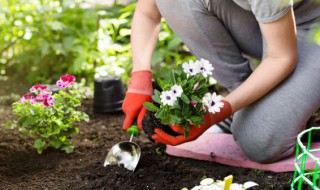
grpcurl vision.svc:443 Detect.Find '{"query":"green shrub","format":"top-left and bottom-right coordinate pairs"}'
top-left (0, 0), bottom-right (194, 87)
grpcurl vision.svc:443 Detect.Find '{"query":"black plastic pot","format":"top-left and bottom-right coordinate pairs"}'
top-left (93, 76), bottom-right (125, 113)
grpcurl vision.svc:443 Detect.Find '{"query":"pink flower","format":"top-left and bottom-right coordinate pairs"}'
top-left (56, 74), bottom-right (75, 89)
top-left (30, 84), bottom-right (47, 93)
top-left (35, 93), bottom-right (49, 102)
top-left (43, 95), bottom-right (55, 107)
top-left (32, 91), bottom-right (54, 106)
top-left (19, 93), bottom-right (36, 104)
top-left (191, 100), bottom-right (197, 107)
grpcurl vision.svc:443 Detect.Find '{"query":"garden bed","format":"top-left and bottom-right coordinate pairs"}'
top-left (0, 98), bottom-right (313, 190)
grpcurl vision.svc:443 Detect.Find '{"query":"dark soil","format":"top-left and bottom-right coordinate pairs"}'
top-left (1, 98), bottom-right (319, 190)
top-left (142, 111), bottom-right (180, 141)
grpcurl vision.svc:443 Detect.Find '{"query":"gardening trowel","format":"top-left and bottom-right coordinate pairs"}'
top-left (103, 121), bottom-right (141, 171)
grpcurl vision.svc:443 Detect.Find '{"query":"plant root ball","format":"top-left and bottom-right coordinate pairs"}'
top-left (142, 111), bottom-right (180, 142)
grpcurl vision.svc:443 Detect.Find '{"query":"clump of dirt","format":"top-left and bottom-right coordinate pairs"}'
top-left (142, 111), bottom-right (180, 141)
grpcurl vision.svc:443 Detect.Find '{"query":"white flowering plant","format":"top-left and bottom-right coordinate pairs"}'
top-left (7, 74), bottom-right (89, 154)
top-left (143, 59), bottom-right (224, 138)
top-left (184, 176), bottom-right (258, 190)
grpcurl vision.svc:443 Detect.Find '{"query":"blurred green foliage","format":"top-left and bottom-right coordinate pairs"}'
top-left (311, 24), bottom-right (320, 45)
top-left (0, 0), bottom-right (194, 88)
top-left (0, 0), bottom-right (100, 84)
top-left (1, 0), bottom-right (318, 90)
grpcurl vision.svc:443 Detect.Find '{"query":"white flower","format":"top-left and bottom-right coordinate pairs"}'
top-left (160, 91), bottom-right (177, 106)
top-left (182, 60), bottom-right (200, 76)
top-left (209, 77), bottom-right (217, 85)
top-left (170, 84), bottom-right (183, 98)
top-left (243, 182), bottom-right (259, 189)
top-left (200, 178), bottom-right (214, 186)
top-left (202, 92), bottom-right (224, 114)
top-left (230, 183), bottom-right (244, 190)
top-left (197, 58), bottom-right (214, 78)
top-left (190, 177), bottom-right (258, 190)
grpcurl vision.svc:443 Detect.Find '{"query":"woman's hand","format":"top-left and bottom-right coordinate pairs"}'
top-left (152, 100), bottom-right (232, 146)
top-left (122, 0), bottom-right (162, 130)
top-left (122, 70), bottom-right (153, 130)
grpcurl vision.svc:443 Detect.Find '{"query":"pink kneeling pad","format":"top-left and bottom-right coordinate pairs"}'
top-left (166, 132), bottom-right (320, 172)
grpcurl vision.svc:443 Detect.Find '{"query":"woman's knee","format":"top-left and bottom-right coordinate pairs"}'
top-left (237, 138), bottom-right (295, 164)
top-left (231, 108), bottom-right (300, 164)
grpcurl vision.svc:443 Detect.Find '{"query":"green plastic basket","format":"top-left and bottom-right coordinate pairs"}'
top-left (291, 127), bottom-right (320, 190)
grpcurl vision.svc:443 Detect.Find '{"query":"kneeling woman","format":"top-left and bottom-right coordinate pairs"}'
top-left (121, 0), bottom-right (320, 163)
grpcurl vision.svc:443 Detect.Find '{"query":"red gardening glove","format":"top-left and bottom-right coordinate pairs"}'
top-left (122, 70), bottom-right (153, 130)
top-left (152, 100), bottom-right (232, 146)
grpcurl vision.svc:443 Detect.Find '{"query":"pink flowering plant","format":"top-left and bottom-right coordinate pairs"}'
top-left (144, 59), bottom-right (224, 137)
top-left (8, 74), bottom-right (89, 154)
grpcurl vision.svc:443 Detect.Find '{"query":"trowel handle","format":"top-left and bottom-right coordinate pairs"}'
top-left (126, 120), bottom-right (140, 137)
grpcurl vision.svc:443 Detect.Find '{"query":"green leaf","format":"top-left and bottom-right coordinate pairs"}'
top-left (151, 51), bottom-right (164, 66)
top-left (41, 41), bottom-right (50, 56)
top-left (61, 145), bottom-right (74, 154)
top-left (191, 95), bottom-right (202, 102)
top-left (52, 43), bottom-right (66, 55)
top-left (154, 89), bottom-right (161, 97)
top-left (34, 139), bottom-right (46, 154)
top-left (173, 101), bottom-right (181, 109)
top-left (180, 93), bottom-right (190, 104)
top-left (62, 37), bottom-right (74, 52)
top-left (70, 55), bottom-right (86, 73)
top-left (184, 125), bottom-right (190, 139)
top-left (50, 139), bottom-right (62, 149)
top-left (174, 110), bottom-right (183, 118)
top-left (22, 117), bottom-right (36, 128)
top-left (47, 21), bottom-right (65, 31)
top-left (155, 108), bottom-right (165, 118)
top-left (157, 78), bottom-right (166, 90)
top-left (5, 122), bottom-right (15, 129)
top-left (182, 102), bottom-right (189, 115)
top-left (190, 116), bottom-right (203, 124)
top-left (79, 112), bottom-right (89, 122)
top-left (143, 102), bottom-right (159, 112)
top-left (169, 115), bottom-right (181, 124)
top-left (75, 127), bottom-right (80, 134)
top-left (160, 118), bottom-right (170, 125)
top-left (29, 108), bottom-right (38, 115)
top-left (167, 36), bottom-right (182, 50)
top-left (170, 70), bottom-right (177, 84)
top-left (152, 94), bottom-right (162, 105)
top-left (54, 119), bottom-right (62, 126)
top-left (59, 136), bottom-right (66, 142)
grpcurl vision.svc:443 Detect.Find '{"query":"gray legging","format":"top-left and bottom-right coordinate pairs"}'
top-left (155, 0), bottom-right (320, 163)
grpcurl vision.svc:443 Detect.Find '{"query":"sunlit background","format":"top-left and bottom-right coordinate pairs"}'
top-left (0, 0), bottom-right (319, 98)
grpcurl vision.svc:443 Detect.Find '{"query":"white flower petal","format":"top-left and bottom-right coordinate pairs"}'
top-left (230, 183), bottom-right (244, 190)
top-left (160, 91), bottom-right (177, 106)
top-left (202, 93), bottom-right (212, 107)
top-left (182, 62), bottom-right (190, 74)
top-left (200, 178), bottom-right (214, 186)
top-left (191, 186), bottom-right (202, 190)
top-left (183, 60), bottom-right (200, 76)
top-left (198, 58), bottom-right (214, 78)
top-left (171, 84), bottom-right (183, 98)
top-left (243, 181), bottom-right (259, 189)
top-left (209, 77), bottom-right (217, 85)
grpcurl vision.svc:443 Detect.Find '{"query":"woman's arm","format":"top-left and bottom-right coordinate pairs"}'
top-left (225, 9), bottom-right (297, 113)
top-left (131, 0), bottom-right (162, 72)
